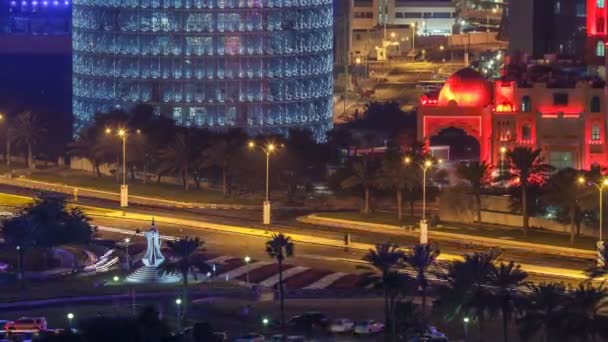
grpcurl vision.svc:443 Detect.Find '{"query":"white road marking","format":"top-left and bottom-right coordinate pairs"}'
top-left (303, 272), bottom-right (347, 290)
top-left (258, 266), bottom-right (310, 287)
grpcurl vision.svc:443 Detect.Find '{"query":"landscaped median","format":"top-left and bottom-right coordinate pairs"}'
top-left (299, 212), bottom-right (597, 259)
top-left (0, 173), bottom-right (259, 209)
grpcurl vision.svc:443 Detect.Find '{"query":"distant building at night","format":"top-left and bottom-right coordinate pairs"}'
top-left (72, 1), bottom-right (334, 140)
top-left (508, 0), bottom-right (586, 60)
top-left (419, 67), bottom-right (607, 170)
top-left (352, 0), bottom-right (456, 35)
top-left (0, 0), bottom-right (71, 34)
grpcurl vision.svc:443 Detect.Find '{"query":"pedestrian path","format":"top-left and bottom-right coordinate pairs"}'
top-left (303, 272), bottom-right (347, 290)
top-left (259, 266), bottom-right (310, 287)
top-left (216, 261), bottom-right (270, 281)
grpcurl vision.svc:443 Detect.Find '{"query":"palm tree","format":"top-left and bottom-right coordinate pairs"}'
top-left (202, 129), bottom-right (247, 196)
top-left (158, 130), bottom-right (199, 190)
top-left (488, 261), bottom-right (528, 342)
top-left (503, 148), bottom-right (553, 236)
top-left (265, 233), bottom-right (295, 339)
top-left (341, 157), bottom-right (377, 215)
top-left (564, 282), bottom-right (608, 341)
top-left (457, 161), bottom-right (493, 223)
top-left (436, 250), bottom-right (498, 339)
top-left (13, 111), bottom-right (46, 170)
top-left (1, 215), bottom-right (36, 289)
top-left (363, 243), bottom-right (405, 341)
top-left (163, 237), bottom-right (209, 315)
top-left (518, 282), bottom-right (569, 342)
top-left (376, 151), bottom-right (413, 221)
top-left (543, 168), bottom-right (590, 244)
top-left (404, 243), bottom-right (440, 318)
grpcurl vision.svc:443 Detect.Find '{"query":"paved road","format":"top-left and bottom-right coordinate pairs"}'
top-left (0, 185), bottom-right (595, 284)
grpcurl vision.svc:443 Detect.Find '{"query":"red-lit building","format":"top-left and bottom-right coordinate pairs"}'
top-left (587, 0), bottom-right (608, 66)
top-left (419, 68), bottom-right (607, 170)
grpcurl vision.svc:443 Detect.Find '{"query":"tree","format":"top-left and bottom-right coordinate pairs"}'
top-left (69, 126), bottom-right (111, 177)
top-left (13, 111), bottom-right (47, 169)
top-left (503, 148), bottom-right (554, 236)
top-left (563, 282), bottom-right (608, 341)
top-left (341, 157), bottom-right (377, 215)
top-left (1, 215), bottom-right (36, 289)
top-left (162, 237), bottom-right (209, 315)
top-left (543, 168), bottom-right (589, 244)
top-left (403, 243), bottom-right (440, 318)
top-left (518, 282), bottom-right (569, 342)
top-left (436, 250), bottom-right (498, 338)
top-left (376, 149), bottom-right (411, 221)
top-left (1, 116), bottom-right (17, 167)
top-left (363, 243), bottom-right (405, 341)
top-left (488, 261), bottom-right (528, 342)
top-left (158, 128), bottom-right (205, 190)
top-left (457, 161), bottom-right (493, 223)
top-left (202, 129), bottom-right (247, 196)
top-left (265, 233), bottom-right (295, 340)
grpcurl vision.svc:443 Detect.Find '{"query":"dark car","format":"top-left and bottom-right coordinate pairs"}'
top-left (288, 312), bottom-right (329, 330)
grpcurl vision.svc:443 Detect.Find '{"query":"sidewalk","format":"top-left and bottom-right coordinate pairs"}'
top-left (298, 214), bottom-right (597, 259)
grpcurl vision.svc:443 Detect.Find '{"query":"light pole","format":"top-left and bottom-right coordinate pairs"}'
top-left (175, 298), bottom-right (182, 332)
top-left (248, 141), bottom-right (277, 225)
top-left (463, 316), bottom-right (470, 341)
top-left (244, 256), bottom-right (251, 285)
top-left (67, 313), bottom-right (74, 330)
top-left (405, 157), bottom-right (442, 244)
top-left (578, 176), bottom-right (608, 266)
top-left (123, 237), bottom-right (131, 270)
top-left (500, 146), bottom-right (507, 177)
top-left (105, 127), bottom-right (134, 207)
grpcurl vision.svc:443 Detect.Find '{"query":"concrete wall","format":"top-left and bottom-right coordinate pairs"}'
top-left (439, 191), bottom-right (598, 237)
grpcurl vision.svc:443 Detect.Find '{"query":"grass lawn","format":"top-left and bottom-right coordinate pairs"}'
top-left (28, 171), bottom-right (257, 205)
top-left (0, 193), bottom-right (33, 208)
top-left (317, 211), bottom-right (598, 250)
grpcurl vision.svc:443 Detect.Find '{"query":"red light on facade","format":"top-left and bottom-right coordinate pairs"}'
top-left (438, 68), bottom-right (492, 107)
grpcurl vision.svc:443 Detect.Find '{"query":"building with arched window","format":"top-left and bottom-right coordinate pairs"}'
top-left (419, 68), bottom-right (608, 170)
top-left (72, 0), bottom-right (334, 141)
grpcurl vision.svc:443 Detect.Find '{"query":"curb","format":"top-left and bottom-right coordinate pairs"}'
top-left (299, 214), bottom-right (596, 259)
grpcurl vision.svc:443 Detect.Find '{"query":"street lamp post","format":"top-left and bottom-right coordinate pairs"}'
top-left (463, 316), bottom-right (470, 341)
top-left (248, 141), bottom-right (277, 225)
top-left (500, 146), bottom-right (507, 177)
top-left (578, 176), bottom-right (608, 266)
top-left (404, 157), bottom-right (442, 244)
top-left (175, 298), bottom-right (182, 332)
top-left (244, 256), bottom-right (251, 285)
top-left (123, 237), bottom-right (131, 270)
top-left (67, 313), bottom-right (74, 330)
top-left (106, 128), bottom-right (131, 207)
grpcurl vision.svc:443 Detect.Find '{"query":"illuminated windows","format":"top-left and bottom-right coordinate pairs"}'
top-left (591, 96), bottom-right (601, 112)
top-left (521, 96), bottom-right (532, 112)
top-left (598, 41), bottom-right (606, 57)
top-left (72, 0), bottom-right (334, 141)
top-left (521, 124), bottom-right (532, 140)
top-left (599, 0), bottom-right (605, 9)
top-left (592, 125), bottom-right (601, 141)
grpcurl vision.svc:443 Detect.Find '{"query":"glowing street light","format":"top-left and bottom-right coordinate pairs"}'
top-left (123, 237), bottom-right (132, 270)
top-left (248, 141), bottom-right (280, 225)
top-left (113, 275), bottom-right (120, 282)
top-left (175, 298), bottom-right (182, 332)
top-left (244, 256), bottom-right (252, 285)
top-left (578, 176), bottom-right (608, 265)
top-left (500, 147), bottom-right (507, 176)
top-left (463, 316), bottom-right (470, 341)
top-left (439, 45), bottom-right (445, 51)
top-left (67, 313), bottom-right (74, 329)
top-left (404, 157), bottom-right (442, 244)
top-left (105, 127), bottom-right (137, 207)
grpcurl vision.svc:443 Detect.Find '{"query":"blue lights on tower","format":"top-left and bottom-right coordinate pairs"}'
top-left (72, 0), bottom-right (334, 140)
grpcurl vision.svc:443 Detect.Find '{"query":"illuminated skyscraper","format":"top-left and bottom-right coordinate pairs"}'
top-left (72, 0), bottom-right (333, 140)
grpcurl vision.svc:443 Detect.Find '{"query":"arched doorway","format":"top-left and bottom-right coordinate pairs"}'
top-left (430, 127), bottom-right (481, 161)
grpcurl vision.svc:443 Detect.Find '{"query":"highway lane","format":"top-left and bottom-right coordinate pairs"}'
top-left (0, 185), bottom-right (595, 282)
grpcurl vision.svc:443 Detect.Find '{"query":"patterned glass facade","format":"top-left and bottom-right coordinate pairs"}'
top-left (72, 0), bottom-right (333, 140)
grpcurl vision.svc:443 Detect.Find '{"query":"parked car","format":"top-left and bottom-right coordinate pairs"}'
top-left (354, 320), bottom-right (385, 335)
top-left (288, 312), bottom-right (329, 330)
top-left (4, 317), bottom-right (47, 331)
top-left (234, 332), bottom-right (265, 342)
top-left (270, 334), bottom-right (306, 341)
top-left (213, 331), bottom-right (228, 341)
top-left (328, 318), bottom-right (354, 333)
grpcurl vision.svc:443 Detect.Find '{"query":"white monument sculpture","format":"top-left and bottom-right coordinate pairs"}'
top-left (125, 220), bottom-right (180, 284)
top-left (142, 225), bottom-right (165, 267)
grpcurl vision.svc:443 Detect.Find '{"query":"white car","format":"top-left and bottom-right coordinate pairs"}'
top-left (354, 320), bottom-right (385, 335)
top-left (234, 333), bottom-right (265, 342)
top-left (328, 318), bottom-right (354, 333)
